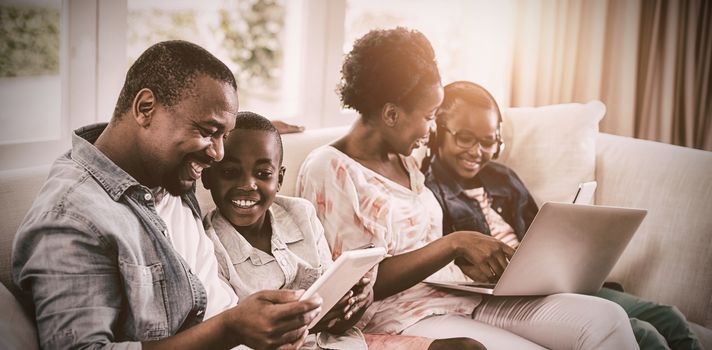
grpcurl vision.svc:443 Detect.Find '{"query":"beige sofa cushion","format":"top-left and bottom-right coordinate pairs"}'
top-left (0, 277), bottom-right (38, 349)
top-left (596, 133), bottom-right (712, 328)
top-left (0, 165), bottom-right (50, 294)
top-left (499, 101), bottom-right (605, 205)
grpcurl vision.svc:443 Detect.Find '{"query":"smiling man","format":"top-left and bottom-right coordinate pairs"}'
top-left (12, 40), bottom-right (321, 350)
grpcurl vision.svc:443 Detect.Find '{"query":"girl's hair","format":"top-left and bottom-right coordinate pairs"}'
top-left (421, 81), bottom-right (503, 172)
top-left (337, 27), bottom-right (441, 120)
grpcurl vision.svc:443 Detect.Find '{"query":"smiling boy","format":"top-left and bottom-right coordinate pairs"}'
top-left (201, 112), bottom-right (375, 349)
top-left (201, 112), bottom-right (484, 350)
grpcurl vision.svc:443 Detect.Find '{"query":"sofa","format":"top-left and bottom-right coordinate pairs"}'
top-left (1, 101), bottom-right (711, 349)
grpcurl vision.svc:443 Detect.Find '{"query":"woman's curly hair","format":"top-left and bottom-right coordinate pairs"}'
top-left (337, 27), bottom-right (441, 119)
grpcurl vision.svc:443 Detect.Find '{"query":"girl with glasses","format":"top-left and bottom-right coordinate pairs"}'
top-left (423, 81), bottom-right (701, 350)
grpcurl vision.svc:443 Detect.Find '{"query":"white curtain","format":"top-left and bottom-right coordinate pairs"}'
top-left (509, 0), bottom-right (641, 138)
top-left (506, 0), bottom-right (710, 150)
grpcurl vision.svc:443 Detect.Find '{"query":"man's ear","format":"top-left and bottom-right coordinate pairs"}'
top-left (381, 103), bottom-right (399, 127)
top-left (277, 166), bottom-right (286, 191)
top-left (132, 88), bottom-right (156, 128)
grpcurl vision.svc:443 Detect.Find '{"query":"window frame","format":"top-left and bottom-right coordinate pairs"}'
top-left (0, 0), bottom-right (127, 171)
top-left (0, 0), bottom-right (352, 171)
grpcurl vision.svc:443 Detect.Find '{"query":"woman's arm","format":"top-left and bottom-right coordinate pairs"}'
top-left (374, 231), bottom-right (514, 300)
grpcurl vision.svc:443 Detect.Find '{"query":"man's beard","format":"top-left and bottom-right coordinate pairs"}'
top-left (162, 166), bottom-right (195, 196)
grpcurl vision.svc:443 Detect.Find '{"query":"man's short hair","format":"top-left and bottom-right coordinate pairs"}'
top-left (233, 111), bottom-right (283, 163)
top-left (112, 40), bottom-right (237, 120)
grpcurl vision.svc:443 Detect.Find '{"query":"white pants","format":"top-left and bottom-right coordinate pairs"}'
top-left (402, 293), bottom-right (638, 350)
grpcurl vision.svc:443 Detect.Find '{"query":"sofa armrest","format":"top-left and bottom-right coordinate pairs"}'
top-left (0, 165), bottom-right (51, 293)
top-left (595, 133), bottom-right (712, 328)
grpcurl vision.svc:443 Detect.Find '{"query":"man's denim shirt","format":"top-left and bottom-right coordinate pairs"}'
top-left (12, 123), bottom-right (207, 349)
top-left (423, 156), bottom-right (538, 238)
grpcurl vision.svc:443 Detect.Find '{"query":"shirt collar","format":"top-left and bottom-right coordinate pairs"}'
top-left (429, 156), bottom-right (508, 199)
top-left (208, 211), bottom-right (261, 264)
top-left (430, 156), bottom-right (466, 199)
top-left (71, 123), bottom-right (141, 201)
top-left (71, 123), bottom-right (201, 218)
top-left (270, 197), bottom-right (305, 245)
top-left (207, 202), bottom-right (305, 266)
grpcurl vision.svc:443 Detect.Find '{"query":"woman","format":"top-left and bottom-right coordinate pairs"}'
top-left (296, 27), bottom-right (637, 349)
top-left (422, 81), bottom-right (702, 350)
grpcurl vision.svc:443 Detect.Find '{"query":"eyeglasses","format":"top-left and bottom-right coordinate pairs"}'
top-left (441, 125), bottom-right (500, 154)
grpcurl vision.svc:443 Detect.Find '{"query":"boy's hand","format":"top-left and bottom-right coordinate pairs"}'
top-left (312, 269), bottom-right (375, 334)
top-left (223, 289), bottom-right (321, 349)
top-left (342, 275), bottom-right (374, 320)
top-left (310, 289), bottom-right (354, 333)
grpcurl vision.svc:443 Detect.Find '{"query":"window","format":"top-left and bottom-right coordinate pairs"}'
top-left (342, 0), bottom-right (517, 107)
top-left (127, 0), bottom-right (300, 120)
top-left (0, 0), bottom-right (68, 170)
top-left (0, 1), bottom-right (62, 144)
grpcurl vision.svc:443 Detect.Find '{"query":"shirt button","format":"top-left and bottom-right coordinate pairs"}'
top-left (144, 193), bottom-right (152, 201)
top-left (496, 207), bottom-right (503, 213)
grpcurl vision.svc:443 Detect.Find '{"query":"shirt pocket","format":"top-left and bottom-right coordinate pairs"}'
top-left (119, 260), bottom-right (170, 340)
top-left (291, 263), bottom-right (325, 291)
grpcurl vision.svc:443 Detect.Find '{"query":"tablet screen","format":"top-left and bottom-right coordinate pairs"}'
top-left (300, 246), bottom-right (387, 328)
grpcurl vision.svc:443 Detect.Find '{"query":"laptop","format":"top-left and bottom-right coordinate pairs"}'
top-left (424, 201), bottom-right (647, 296)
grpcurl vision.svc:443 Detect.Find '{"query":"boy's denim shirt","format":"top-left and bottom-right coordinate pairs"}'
top-left (12, 123), bottom-right (207, 349)
top-left (423, 156), bottom-right (538, 238)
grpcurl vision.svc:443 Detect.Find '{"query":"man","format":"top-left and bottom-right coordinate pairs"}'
top-left (12, 40), bottom-right (321, 350)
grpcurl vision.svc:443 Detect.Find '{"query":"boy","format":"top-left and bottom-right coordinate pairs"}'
top-left (202, 111), bottom-right (483, 350)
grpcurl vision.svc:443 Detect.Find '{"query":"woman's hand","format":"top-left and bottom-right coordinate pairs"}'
top-left (448, 231), bottom-right (515, 282)
top-left (272, 120), bottom-right (305, 134)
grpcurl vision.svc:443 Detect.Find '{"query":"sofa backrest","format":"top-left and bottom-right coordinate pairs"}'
top-left (2, 126), bottom-right (710, 330)
top-left (595, 133), bottom-right (712, 328)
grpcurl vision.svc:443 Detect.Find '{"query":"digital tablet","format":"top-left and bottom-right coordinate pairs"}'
top-left (300, 246), bottom-right (388, 328)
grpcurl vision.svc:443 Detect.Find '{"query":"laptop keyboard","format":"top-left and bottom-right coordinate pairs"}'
top-left (459, 282), bottom-right (497, 288)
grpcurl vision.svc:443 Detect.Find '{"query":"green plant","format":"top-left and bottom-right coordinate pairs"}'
top-left (0, 5), bottom-right (60, 77)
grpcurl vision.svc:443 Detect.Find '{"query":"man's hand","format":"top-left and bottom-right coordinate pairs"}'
top-left (449, 231), bottom-right (514, 282)
top-left (272, 120), bottom-right (305, 134)
top-left (222, 289), bottom-right (322, 350)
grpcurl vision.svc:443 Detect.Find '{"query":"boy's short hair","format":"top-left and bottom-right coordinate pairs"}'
top-left (233, 111), bottom-right (284, 163)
